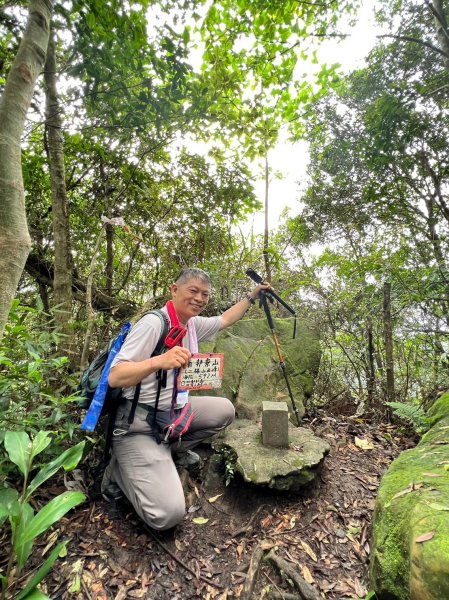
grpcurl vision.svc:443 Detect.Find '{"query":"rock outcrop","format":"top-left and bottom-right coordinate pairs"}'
top-left (212, 418), bottom-right (330, 492)
top-left (199, 317), bottom-right (328, 492)
top-left (199, 317), bottom-right (321, 420)
top-left (370, 392), bottom-right (449, 600)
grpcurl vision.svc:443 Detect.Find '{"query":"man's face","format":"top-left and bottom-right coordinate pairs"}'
top-left (171, 278), bottom-right (211, 323)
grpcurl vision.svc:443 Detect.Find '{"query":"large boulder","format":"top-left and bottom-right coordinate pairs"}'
top-left (199, 318), bottom-right (327, 492)
top-left (370, 392), bottom-right (449, 599)
top-left (199, 317), bottom-right (321, 420)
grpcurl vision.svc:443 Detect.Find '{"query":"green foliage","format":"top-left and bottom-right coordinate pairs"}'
top-left (0, 298), bottom-right (87, 599)
top-left (0, 431), bottom-right (85, 600)
top-left (384, 401), bottom-right (428, 434)
top-left (218, 446), bottom-right (237, 486)
top-left (197, 0), bottom-right (358, 157)
top-left (277, 1), bottom-right (449, 414)
top-left (0, 300), bottom-right (79, 442)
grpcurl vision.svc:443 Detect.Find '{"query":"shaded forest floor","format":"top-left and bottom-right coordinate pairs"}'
top-left (31, 415), bottom-right (417, 599)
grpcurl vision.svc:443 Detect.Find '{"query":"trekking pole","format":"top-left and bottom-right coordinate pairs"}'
top-left (258, 290), bottom-right (301, 427)
top-left (246, 269), bottom-right (297, 338)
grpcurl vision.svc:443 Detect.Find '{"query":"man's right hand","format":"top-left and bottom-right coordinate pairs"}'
top-left (156, 346), bottom-right (192, 371)
top-left (108, 346), bottom-right (192, 388)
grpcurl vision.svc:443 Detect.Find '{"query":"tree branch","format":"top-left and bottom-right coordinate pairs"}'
top-left (377, 33), bottom-right (449, 58)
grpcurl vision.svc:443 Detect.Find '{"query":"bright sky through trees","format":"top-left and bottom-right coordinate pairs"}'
top-left (249, 0), bottom-right (384, 234)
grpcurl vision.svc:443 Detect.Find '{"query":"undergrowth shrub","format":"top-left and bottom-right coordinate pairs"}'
top-left (0, 300), bottom-right (80, 448)
top-left (0, 300), bottom-right (86, 599)
top-left (384, 401), bottom-right (428, 434)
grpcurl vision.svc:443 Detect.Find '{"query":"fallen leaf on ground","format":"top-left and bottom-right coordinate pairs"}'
top-left (302, 564), bottom-right (314, 583)
top-left (260, 515), bottom-right (273, 529)
top-left (427, 503), bottom-right (449, 511)
top-left (300, 540), bottom-right (318, 562)
top-left (175, 539), bottom-right (183, 551)
top-left (354, 437), bottom-right (374, 450)
top-left (208, 494), bottom-right (223, 503)
top-left (192, 517), bottom-right (209, 525)
top-left (391, 484), bottom-right (419, 501)
top-left (260, 541), bottom-right (275, 550)
top-left (415, 531), bottom-right (435, 543)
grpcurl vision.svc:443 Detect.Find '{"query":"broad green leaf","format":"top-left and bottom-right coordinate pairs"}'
top-left (14, 502), bottom-right (35, 570)
top-left (20, 591), bottom-right (50, 600)
top-left (0, 487), bottom-right (20, 525)
top-left (15, 492), bottom-right (84, 569)
top-left (30, 432), bottom-right (52, 460)
top-left (26, 441), bottom-right (85, 499)
top-left (86, 12), bottom-right (96, 29)
top-left (16, 541), bottom-right (68, 600)
top-left (4, 431), bottom-right (31, 476)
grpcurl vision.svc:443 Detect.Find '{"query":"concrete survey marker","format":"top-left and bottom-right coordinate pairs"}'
top-left (262, 401), bottom-right (289, 448)
top-left (213, 418), bottom-right (330, 492)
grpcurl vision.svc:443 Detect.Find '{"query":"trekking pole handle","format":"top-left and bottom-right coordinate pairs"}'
top-left (245, 269), bottom-right (296, 316)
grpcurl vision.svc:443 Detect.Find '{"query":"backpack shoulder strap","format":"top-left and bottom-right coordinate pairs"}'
top-left (146, 309), bottom-right (169, 356)
top-left (126, 309), bottom-right (169, 426)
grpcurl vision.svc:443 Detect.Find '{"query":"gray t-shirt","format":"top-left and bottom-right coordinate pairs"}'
top-left (110, 307), bottom-right (221, 410)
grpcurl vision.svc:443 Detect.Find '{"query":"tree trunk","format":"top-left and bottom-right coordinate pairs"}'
top-left (80, 226), bottom-right (105, 371)
top-left (0, 0), bottom-right (53, 340)
top-left (44, 26), bottom-right (73, 356)
top-left (383, 282), bottom-right (395, 407)
top-left (106, 223), bottom-right (114, 298)
top-left (25, 251), bottom-right (138, 320)
top-left (263, 153), bottom-right (271, 283)
top-left (432, 0), bottom-right (449, 74)
top-left (366, 323), bottom-right (376, 407)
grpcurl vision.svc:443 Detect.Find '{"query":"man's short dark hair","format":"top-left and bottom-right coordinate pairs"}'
top-left (175, 268), bottom-right (212, 287)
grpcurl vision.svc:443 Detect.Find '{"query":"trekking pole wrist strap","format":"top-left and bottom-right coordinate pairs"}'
top-left (245, 293), bottom-right (255, 305)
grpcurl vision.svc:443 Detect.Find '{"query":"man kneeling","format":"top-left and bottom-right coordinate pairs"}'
top-left (103, 267), bottom-right (270, 530)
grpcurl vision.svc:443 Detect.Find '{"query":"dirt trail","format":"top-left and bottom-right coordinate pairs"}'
top-left (33, 416), bottom-right (415, 599)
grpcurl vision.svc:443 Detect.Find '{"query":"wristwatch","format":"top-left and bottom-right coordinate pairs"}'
top-left (246, 293), bottom-right (255, 305)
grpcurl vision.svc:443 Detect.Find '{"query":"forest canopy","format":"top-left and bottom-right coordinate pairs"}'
top-left (0, 0), bottom-right (448, 417)
top-left (2, 1), bottom-right (449, 598)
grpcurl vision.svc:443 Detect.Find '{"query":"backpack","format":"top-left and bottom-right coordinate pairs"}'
top-left (79, 310), bottom-right (169, 433)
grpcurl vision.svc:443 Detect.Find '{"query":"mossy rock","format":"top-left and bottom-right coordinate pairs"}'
top-left (199, 317), bottom-right (320, 420)
top-left (370, 392), bottom-right (449, 599)
top-left (426, 391), bottom-right (449, 428)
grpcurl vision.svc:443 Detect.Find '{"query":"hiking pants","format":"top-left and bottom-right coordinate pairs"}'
top-left (108, 396), bottom-right (235, 530)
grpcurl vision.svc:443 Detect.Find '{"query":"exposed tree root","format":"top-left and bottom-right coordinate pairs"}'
top-left (266, 549), bottom-right (321, 600)
top-left (241, 542), bottom-right (322, 600)
top-left (241, 544), bottom-right (265, 599)
top-left (143, 525), bottom-right (223, 590)
top-left (231, 504), bottom-right (266, 537)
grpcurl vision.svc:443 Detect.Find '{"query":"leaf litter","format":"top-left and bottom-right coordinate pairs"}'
top-left (17, 415), bottom-right (416, 599)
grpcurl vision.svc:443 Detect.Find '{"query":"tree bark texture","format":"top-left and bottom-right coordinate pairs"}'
top-left (367, 323), bottom-right (376, 407)
top-left (44, 26), bottom-right (73, 349)
top-left (0, 0), bottom-right (53, 340)
top-left (431, 0), bottom-right (449, 74)
top-left (106, 223), bottom-right (114, 298)
top-left (383, 282), bottom-right (395, 405)
top-left (80, 226), bottom-right (105, 370)
top-left (25, 252), bottom-right (137, 320)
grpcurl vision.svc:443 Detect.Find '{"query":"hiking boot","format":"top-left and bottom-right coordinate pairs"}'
top-left (174, 450), bottom-right (201, 470)
top-left (101, 463), bottom-right (124, 502)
